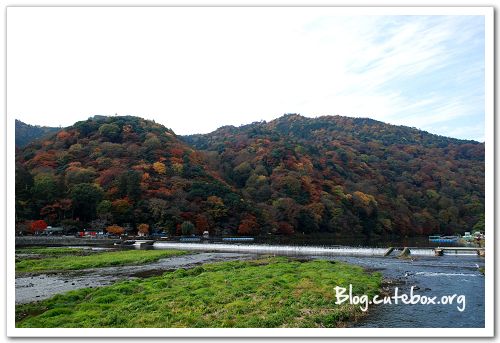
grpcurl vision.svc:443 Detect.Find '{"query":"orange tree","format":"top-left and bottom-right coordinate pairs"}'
top-left (106, 224), bottom-right (124, 235)
top-left (138, 223), bottom-right (150, 235)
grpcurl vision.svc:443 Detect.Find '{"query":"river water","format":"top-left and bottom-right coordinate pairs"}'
top-left (324, 254), bottom-right (485, 328)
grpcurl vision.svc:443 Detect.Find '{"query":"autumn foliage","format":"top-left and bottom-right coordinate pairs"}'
top-left (15, 114), bottom-right (485, 238)
top-left (238, 215), bottom-right (259, 235)
top-left (138, 223), bottom-right (150, 235)
top-left (30, 220), bottom-right (48, 234)
top-left (106, 224), bottom-right (125, 235)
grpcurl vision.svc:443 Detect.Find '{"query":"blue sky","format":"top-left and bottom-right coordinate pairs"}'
top-left (296, 15), bottom-right (485, 141)
top-left (8, 8), bottom-right (486, 141)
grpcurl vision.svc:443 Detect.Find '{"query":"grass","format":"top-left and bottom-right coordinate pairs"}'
top-left (16, 256), bottom-right (382, 328)
top-left (15, 249), bottom-right (189, 273)
top-left (16, 247), bottom-right (88, 256)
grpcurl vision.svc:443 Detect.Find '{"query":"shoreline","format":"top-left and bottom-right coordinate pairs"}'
top-left (16, 255), bottom-right (382, 328)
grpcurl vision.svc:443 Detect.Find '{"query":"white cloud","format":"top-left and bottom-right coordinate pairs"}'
top-left (7, 8), bottom-right (485, 140)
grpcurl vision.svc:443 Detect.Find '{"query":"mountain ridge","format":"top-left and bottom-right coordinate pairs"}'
top-left (15, 114), bottom-right (485, 237)
top-left (15, 119), bottom-right (61, 147)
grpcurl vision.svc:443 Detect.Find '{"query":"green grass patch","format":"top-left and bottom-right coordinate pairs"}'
top-left (17, 247), bottom-right (88, 256)
top-left (15, 249), bottom-right (189, 273)
top-left (16, 257), bottom-right (382, 328)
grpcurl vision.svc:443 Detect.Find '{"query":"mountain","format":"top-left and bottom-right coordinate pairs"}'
top-left (15, 119), bottom-right (60, 147)
top-left (15, 115), bottom-right (255, 235)
top-left (15, 114), bottom-right (485, 237)
top-left (183, 114), bottom-right (484, 237)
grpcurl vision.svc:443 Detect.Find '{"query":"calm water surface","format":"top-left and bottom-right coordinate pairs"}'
top-left (323, 254), bottom-right (485, 328)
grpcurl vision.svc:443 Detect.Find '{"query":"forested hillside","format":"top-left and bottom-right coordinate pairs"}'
top-left (15, 116), bottom-right (255, 236)
top-left (15, 114), bottom-right (485, 237)
top-left (15, 119), bottom-right (60, 147)
top-left (183, 114), bottom-right (485, 237)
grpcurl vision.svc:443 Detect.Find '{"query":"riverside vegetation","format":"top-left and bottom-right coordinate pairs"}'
top-left (15, 249), bottom-right (188, 274)
top-left (17, 247), bottom-right (89, 256)
top-left (16, 256), bottom-right (382, 328)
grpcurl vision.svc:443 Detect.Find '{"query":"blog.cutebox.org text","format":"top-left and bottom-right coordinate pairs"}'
top-left (334, 285), bottom-right (466, 312)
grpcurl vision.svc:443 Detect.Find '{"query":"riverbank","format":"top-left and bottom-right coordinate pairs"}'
top-left (15, 236), bottom-right (121, 247)
top-left (14, 244), bottom-right (485, 328)
top-left (16, 249), bottom-right (189, 274)
top-left (15, 252), bottom-right (253, 304)
top-left (16, 256), bottom-right (382, 328)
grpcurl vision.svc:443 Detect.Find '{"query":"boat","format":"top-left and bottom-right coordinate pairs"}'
top-left (222, 237), bottom-right (255, 242)
top-left (179, 237), bottom-right (201, 242)
top-left (428, 235), bottom-right (460, 243)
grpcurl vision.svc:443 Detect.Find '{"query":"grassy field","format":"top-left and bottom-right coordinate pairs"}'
top-left (16, 256), bottom-right (382, 328)
top-left (16, 247), bottom-right (88, 256)
top-left (15, 249), bottom-right (189, 273)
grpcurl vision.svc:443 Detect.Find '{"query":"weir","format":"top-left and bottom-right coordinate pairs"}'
top-left (387, 246), bottom-right (484, 257)
top-left (153, 242), bottom-right (438, 257)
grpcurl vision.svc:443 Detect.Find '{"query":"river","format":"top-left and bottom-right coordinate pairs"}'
top-left (15, 241), bottom-right (485, 328)
top-left (325, 254), bottom-right (484, 328)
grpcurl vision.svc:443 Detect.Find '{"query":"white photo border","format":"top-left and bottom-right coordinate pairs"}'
top-left (4, 4), bottom-right (495, 338)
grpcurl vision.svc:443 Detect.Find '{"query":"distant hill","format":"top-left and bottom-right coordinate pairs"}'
top-left (183, 114), bottom-right (484, 237)
top-left (15, 114), bottom-right (485, 237)
top-left (15, 119), bottom-right (60, 147)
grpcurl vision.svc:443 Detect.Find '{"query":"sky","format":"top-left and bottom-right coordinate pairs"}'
top-left (7, 7), bottom-right (486, 141)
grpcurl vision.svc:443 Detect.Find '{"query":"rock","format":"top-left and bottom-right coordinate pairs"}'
top-left (398, 247), bottom-right (411, 259)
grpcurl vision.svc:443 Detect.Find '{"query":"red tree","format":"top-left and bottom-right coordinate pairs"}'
top-left (30, 220), bottom-right (48, 234)
top-left (237, 215), bottom-right (259, 235)
top-left (277, 222), bottom-right (294, 235)
top-left (194, 214), bottom-right (210, 235)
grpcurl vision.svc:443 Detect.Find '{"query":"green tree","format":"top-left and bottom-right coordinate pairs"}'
top-left (473, 213), bottom-right (485, 232)
top-left (70, 183), bottom-right (104, 222)
top-left (233, 161), bottom-right (252, 187)
top-left (98, 123), bottom-right (121, 142)
top-left (296, 208), bottom-right (319, 234)
top-left (96, 200), bottom-right (113, 221)
top-left (32, 173), bottom-right (60, 213)
top-left (118, 171), bottom-right (141, 202)
top-left (111, 199), bottom-right (133, 225)
top-left (181, 221), bottom-right (195, 235)
top-left (15, 164), bottom-right (34, 220)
